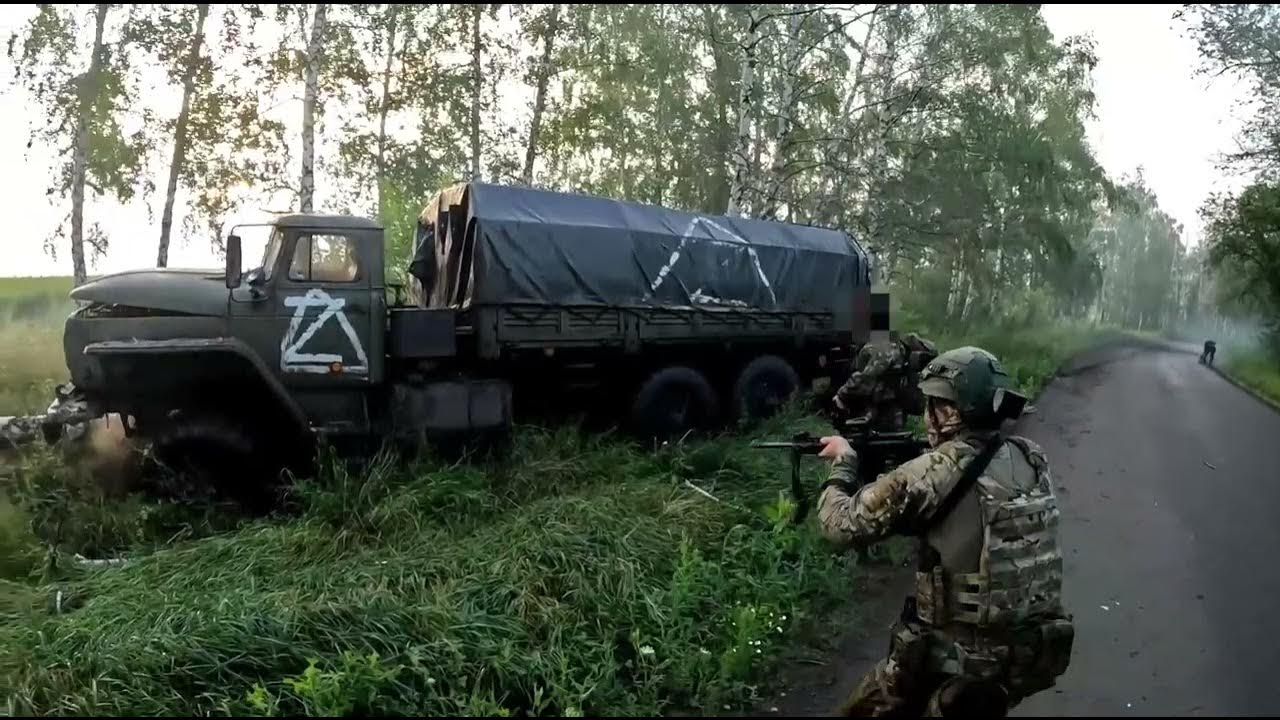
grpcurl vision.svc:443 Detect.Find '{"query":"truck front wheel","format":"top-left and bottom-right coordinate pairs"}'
top-left (149, 413), bottom-right (278, 509)
top-left (733, 354), bottom-right (801, 423)
top-left (630, 366), bottom-right (720, 439)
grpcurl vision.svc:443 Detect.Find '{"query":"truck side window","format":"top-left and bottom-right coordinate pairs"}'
top-left (289, 234), bottom-right (359, 283)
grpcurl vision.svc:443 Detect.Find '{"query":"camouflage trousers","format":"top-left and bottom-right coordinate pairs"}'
top-left (836, 612), bottom-right (1071, 717)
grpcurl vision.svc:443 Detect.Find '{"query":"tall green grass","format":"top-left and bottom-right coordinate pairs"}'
top-left (933, 321), bottom-right (1126, 398)
top-left (2, 417), bottom-right (857, 717)
top-left (1223, 348), bottom-right (1280, 406)
top-left (0, 276), bottom-right (73, 415)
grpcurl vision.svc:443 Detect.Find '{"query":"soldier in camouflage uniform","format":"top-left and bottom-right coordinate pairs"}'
top-left (834, 332), bottom-right (938, 431)
top-left (816, 346), bottom-right (1073, 716)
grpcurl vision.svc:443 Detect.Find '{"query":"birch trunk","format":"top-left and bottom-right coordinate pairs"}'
top-left (70, 3), bottom-right (111, 286)
top-left (300, 4), bottom-right (328, 212)
top-left (521, 3), bottom-right (560, 186)
top-left (376, 4), bottom-right (398, 217)
top-left (158, 3), bottom-right (209, 267)
top-left (726, 8), bottom-right (760, 217)
top-left (469, 4), bottom-right (482, 180)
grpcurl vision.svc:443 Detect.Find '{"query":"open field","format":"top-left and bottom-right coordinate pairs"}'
top-left (0, 277), bottom-right (73, 415)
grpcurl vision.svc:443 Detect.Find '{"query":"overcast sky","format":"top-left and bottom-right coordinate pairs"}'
top-left (0, 3), bottom-right (1255, 278)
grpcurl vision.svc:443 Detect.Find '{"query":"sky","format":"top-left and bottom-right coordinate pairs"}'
top-left (0, 3), bottom-right (1256, 278)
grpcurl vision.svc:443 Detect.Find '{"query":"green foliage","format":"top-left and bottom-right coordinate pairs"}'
top-left (1087, 171), bottom-right (1191, 331)
top-left (1223, 348), bottom-right (1280, 405)
top-left (1201, 182), bottom-right (1280, 342)
top-left (0, 281), bottom-right (69, 414)
top-left (1180, 4), bottom-right (1280, 176)
top-left (7, 4), bottom-right (153, 274)
top-left (0, 417), bottom-right (856, 717)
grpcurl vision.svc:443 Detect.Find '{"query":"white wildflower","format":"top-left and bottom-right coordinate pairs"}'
top-left (639, 645), bottom-right (656, 657)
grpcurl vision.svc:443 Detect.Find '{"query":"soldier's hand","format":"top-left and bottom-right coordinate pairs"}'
top-left (818, 435), bottom-right (853, 460)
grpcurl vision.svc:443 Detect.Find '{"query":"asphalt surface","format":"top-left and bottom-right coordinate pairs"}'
top-left (762, 342), bottom-right (1280, 717)
top-left (1016, 344), bottom-right (1280, 716)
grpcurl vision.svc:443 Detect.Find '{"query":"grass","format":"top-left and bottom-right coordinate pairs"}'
top-left (1222, 348), bottom-right (1280, 406)
top-left (933, 320), bottom-right (1129, 399)
top-left (0, 276), bottom-right (73, 415)
top-left (0, 271), bottom-right (1130, 716)
top-left (2, 417), bottom-right (852, 717)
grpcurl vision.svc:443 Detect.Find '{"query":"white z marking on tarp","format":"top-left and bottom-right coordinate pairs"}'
top-left (281, 288), bottom-right (369, 375)
top-left (647, 216), bottom-right (777, 307)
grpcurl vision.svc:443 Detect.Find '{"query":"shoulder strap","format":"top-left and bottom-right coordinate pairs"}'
top-left (926, 435), bottom-right (1004, 530)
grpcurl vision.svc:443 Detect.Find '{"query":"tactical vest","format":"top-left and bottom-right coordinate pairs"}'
top-left (914, 436), bottom-right (1065, 629)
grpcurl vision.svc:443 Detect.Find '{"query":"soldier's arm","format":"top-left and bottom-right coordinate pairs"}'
top-left (815, 448), bottom-right (959, 549)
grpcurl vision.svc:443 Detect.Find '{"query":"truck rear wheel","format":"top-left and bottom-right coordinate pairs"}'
top-left (630, 366), bottom-right (720, 439)
top-left (733, 354), bottom-right (802, 423)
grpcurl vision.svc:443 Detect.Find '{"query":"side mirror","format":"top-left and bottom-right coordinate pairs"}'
top-left (225, 234), bottom-right (242, 289)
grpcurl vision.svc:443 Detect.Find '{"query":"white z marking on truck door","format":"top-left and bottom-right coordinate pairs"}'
top-left (281, 288), bottom-right (369, 375)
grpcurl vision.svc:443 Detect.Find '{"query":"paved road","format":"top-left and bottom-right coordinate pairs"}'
top-left (762, 343), bottom-right (1280, 717)
top-left (1016, 345), bottom-right (1280, 716)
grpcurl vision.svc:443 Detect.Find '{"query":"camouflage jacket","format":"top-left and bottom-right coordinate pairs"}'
top-left (816, 430), bottom-right (1012, 549)
top-left (835, 341), bottom-right (908, 407)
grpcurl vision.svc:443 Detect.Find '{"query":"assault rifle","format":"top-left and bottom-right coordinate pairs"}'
top-left (751, 419), bottom-right (930, 524)
top-left (753, 386), bottom-right (1028, 524)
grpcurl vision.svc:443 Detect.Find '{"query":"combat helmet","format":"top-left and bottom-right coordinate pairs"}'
top-left (917, 346), bottom-right (1024, 427)
top-left (901, 332), bottom-right (938, 371)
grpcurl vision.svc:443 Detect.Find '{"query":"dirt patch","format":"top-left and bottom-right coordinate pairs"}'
top-left (743, 563), bottom-right (913, 717)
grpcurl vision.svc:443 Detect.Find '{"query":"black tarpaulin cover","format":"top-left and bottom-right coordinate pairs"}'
top-left (408, 182), bottom-right (870, 312)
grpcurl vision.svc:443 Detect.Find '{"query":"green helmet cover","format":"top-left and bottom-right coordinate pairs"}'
top-left (917, 346), bottom-right (1012, 423)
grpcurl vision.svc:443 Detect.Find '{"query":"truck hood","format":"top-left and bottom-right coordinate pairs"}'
top-left (69, 268), bottom-right (229, 316)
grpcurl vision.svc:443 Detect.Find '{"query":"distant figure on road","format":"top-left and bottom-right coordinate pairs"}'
top-left (815, 346), bottom-right (1074, 716)
top-left (1201, 340), bottom-right (1217, 366)
top-left (833, 331), bottom-right (937, 431)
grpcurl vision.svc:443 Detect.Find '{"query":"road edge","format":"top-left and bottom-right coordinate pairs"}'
top-left (1208, 362), bottom-right (1280, 415)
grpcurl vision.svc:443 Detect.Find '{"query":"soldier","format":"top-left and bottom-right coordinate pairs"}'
top-left (1201, 339), bottom-right (1216, 366)
top-left (816, 346), bottom-right (1073, 716)
top-left (834, 332), bottom-right (938, 432)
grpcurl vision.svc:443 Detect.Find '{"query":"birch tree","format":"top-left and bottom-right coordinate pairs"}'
top-left (8, 4), bottom-right (151, 285)
top-left (521, 3), bottom-right (562, 186)
top-left (155, 4), bottom-right (209, 267)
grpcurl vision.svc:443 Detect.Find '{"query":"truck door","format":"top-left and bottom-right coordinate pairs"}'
top-left (275, 230), bottom-right (379, 385)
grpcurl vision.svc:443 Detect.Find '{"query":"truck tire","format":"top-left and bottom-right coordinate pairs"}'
top-left (733, 354), bottom-right (802, 423)
top-left (630, 366), bottom-right (720, 439)
top-left (149, 414), bottom-right (275, 509)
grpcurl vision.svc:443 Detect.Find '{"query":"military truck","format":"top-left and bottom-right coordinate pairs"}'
top-left (47, 182), bottom-right (876, 483)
